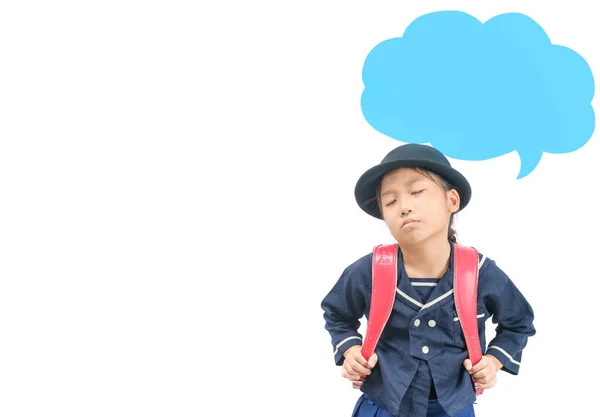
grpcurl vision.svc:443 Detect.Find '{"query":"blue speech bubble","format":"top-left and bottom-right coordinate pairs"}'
top-left (361, 11), bottom-right (595, 178)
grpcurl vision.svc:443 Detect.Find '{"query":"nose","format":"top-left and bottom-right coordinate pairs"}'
top-left (399, 203), bottom-right (412, 217)
top-left (387, 194), bottom-right (413, 217)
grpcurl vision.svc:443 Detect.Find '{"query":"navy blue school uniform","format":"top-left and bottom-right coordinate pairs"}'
top-left (321, 244), bottom-right (536, 417)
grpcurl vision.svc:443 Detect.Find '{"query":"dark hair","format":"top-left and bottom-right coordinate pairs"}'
top-left (376, 167), bottom-right (458, 243)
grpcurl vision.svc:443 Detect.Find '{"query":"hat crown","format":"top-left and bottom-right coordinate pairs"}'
top-left (381, 143), bottom-right (451, 167)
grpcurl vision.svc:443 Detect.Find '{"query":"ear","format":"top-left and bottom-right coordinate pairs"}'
top-left (447, 189), bottom-right (460, 213)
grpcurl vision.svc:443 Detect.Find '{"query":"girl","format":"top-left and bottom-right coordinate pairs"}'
top-left (321, 143), bottom-right (536, 417)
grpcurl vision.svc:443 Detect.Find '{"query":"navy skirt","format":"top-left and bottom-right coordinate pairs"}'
top-left (351, 394), bottom-right (475, 417)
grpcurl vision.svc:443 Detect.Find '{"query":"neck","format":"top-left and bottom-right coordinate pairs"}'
top-left (400, 235), bottom-right (452, 278)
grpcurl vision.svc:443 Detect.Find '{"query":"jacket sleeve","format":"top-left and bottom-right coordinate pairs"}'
top-left (481, 259), bottom-right (536, 375)
top-left (321, 266), bottom-right (368, 366)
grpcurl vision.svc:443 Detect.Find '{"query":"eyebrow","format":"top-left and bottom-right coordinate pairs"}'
top-left (380, 177), bottom-right (423, 196)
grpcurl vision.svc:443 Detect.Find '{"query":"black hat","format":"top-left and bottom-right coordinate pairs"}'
top-left (354, 143), bottom-right (471, 219)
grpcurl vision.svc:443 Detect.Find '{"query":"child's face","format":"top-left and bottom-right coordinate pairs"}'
top-left (379, 168), bottom-right (459, 246)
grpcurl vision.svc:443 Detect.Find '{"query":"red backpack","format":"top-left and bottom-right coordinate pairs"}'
top-left (354, 243), bottom-right (484, 395)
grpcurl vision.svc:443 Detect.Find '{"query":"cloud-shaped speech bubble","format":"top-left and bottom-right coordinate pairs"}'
top-left (361, 11), bottom-right (595, 178)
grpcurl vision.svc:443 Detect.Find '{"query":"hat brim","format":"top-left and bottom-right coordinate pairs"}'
top-left (354, 159), bottom-right (471, 219)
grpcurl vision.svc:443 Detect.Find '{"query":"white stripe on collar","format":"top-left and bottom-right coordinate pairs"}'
top-left (395, 252), bottom-right (486, 309)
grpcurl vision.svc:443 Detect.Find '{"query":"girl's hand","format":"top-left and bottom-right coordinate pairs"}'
top-left (341, 345), bottom-right (378, 381)
top-left (463, 354), bottom-right (503, 390)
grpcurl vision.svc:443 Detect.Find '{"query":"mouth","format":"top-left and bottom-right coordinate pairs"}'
top-left (401, 219), bottom-right (419, 228)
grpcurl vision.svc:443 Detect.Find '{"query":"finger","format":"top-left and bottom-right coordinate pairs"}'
top-left (475, 378), bottom-right (496, 390)
top-left (474, 372), bottom-right (496, 384)
top-left (368, 353), bottom-right (379, 368)
top-left (469, 356), bottom-right (493, 374)
top-left (345, 359), bottom-right (368, 377)
top-left (350, 360), bottom-right (372, 375)
top-left (474, 373), bottom-right (495, 385)
top-left (352, 351), bottom-right (370, 368)
top-left (344, 364), bottom-right (362, 379)
top-left (343, 361), bottom-right (358, 377)
top-left (471, 367), bottom-right (493, 380)
top-left (342, 369), bottom-right (361, 381)
top-left (463, 359), bottom-right (472, 372)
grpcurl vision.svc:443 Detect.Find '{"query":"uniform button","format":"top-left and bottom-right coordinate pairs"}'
top-left (428, 320), bottom-right (436, 327)
top-left (422, 346), bottom-right (429, 354)
top-left (414, 319), bottom-right (420, 327)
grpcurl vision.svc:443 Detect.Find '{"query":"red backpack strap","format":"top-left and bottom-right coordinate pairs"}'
top-left (453, 243), bottom-right (484, 395)
top-left (352, 243), bottom-right (398, 389)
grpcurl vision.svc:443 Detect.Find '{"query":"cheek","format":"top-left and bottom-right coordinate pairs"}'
top-left (382, 214), bottom-right (401, 233)
top-left (381, 202), bottom-right (398, 218)
top-left (382, 213), bottom-right (397, 228)
top-left (423, 201), bottom-right (450, 226)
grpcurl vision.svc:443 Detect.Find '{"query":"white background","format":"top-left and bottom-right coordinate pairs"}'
top-left (0, 1), bottom-right (598, 416)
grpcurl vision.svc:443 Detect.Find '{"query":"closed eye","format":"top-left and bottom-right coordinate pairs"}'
top-left (384, 200), bottom-right (396, 207)
top-left (411, 189), bottom-right (425, 195)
